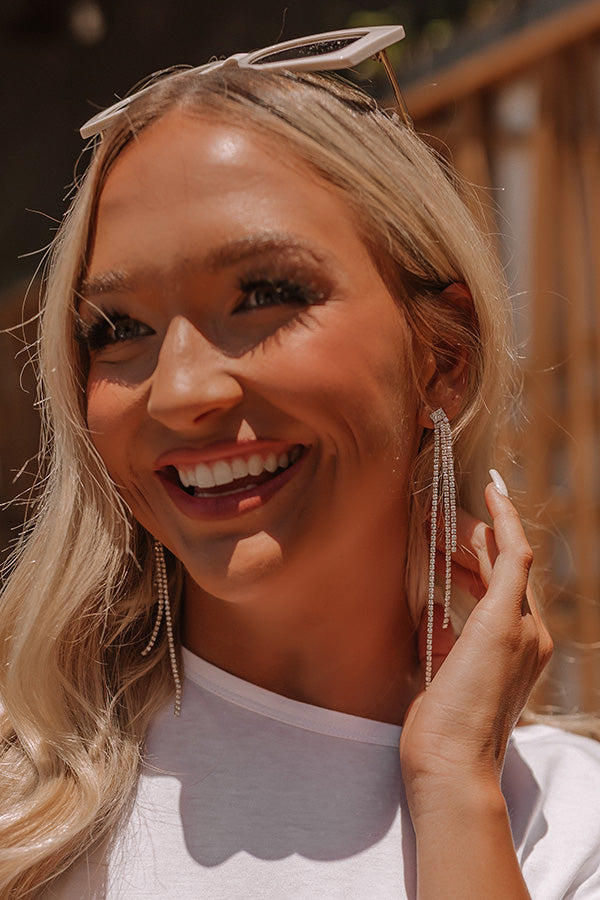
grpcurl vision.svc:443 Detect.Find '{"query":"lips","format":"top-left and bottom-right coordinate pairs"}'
top-left (156, 442), bottom-right (307, 519)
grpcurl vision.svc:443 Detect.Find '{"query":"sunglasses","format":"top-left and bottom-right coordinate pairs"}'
top-left (80, 25), bottom-right (411, 139)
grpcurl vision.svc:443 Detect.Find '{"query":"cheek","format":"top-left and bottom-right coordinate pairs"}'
top-left (86, 377), bottom-right (139, 472)
top-left (258, 316), bottom-right (418, 446)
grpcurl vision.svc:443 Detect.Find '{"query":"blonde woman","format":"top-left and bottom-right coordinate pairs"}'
top-left (1, 27), bottom-right (599, 899)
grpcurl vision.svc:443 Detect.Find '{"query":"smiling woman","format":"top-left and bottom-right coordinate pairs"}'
top-left (82, 112), bottom-right (421, 651)
top-left (1, 26), bottom-right (599, 900)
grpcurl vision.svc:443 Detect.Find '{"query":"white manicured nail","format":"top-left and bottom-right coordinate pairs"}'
top-left (489, 468), bottom-right (509, 498)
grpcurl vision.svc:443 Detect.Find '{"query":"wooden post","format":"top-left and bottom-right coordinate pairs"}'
top-left (556, 47), bottom-right (600, 711)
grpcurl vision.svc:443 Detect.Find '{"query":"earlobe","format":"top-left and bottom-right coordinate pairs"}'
top-left (416, 282), bottom-right (474, 429)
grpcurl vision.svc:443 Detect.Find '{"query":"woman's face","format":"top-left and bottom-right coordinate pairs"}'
top-left (82, 111), bottom-right (422, 599)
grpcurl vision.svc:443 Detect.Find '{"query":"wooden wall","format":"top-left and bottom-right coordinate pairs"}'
top-left (404, 0), bottom-right (600, 713)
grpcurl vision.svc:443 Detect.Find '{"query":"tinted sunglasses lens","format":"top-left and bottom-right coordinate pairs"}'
top-left (250, 35), bottom-right (364, 65)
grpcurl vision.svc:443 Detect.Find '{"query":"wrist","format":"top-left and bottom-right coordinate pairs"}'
top-left (406, 771), bottom-right (507, 826)
top-left (410, 781), bottom-right (530, 900)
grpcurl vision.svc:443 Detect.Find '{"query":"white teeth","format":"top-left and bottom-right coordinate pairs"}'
top-left (247, 454), bottom-right (263, 477)
top-left (212, 460), bottom-right (234, 485)
top-left (175, 445), bottom-right (303, 491)
top-left (194, 463), bottom-right (216, 489)
top-left (264, 452), bottom-right (278, 473)
top-left (231, 457), bottom-right (249, 479)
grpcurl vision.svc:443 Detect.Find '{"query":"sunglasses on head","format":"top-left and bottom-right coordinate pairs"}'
top-left (80, 25), bottom-right (411, 139)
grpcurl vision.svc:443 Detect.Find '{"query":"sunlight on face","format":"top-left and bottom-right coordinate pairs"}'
top-left (83, 112), bottom-right (420, 606)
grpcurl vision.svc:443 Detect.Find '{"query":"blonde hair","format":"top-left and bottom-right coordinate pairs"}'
top-left (0, 64), bottom-right (516, 895)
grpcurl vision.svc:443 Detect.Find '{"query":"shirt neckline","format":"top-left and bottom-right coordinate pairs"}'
top-left (181, 646), bottom-right (403, 748)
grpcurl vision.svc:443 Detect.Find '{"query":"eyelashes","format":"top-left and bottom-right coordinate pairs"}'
top-left (76, 310), bottom-right (155, 352)
top-left (76, 271), bottom-right (330, 353)
top-left (236, 276), bottom-right (326, 312)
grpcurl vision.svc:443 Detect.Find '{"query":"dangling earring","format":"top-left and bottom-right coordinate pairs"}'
top-left (425, 408), bottom-right (457, 688)
top-left (141, 540), bottom-right (182, 716)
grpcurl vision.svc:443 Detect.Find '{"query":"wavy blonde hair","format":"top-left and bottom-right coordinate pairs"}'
top-left (0, 64), bottom-right (516, 895)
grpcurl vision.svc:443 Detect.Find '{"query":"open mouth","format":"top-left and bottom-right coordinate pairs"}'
top-left (163, 444), bottom-right (305, 498)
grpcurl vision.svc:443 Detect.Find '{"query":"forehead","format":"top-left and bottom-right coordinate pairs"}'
top-left (89, 112), bottom-right (375, 277)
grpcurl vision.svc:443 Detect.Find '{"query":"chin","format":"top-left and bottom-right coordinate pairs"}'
top-left (185, 531), bottom-right (286, 603)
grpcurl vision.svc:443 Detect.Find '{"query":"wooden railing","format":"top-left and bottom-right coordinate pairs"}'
top-left (403, 3), bottom-right (600, 713)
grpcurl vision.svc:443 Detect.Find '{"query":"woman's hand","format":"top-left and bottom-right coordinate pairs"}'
top-left (400, 480), bottom-right (553, 899)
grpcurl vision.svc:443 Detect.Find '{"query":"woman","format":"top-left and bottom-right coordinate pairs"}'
top-left (1, 27), bottom-right (599, 899)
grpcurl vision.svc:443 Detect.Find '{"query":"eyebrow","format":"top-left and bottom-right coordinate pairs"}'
top-left (80, 233), bottom-right (331, 298)
top-left (80, 269), bottom-right (132, 297)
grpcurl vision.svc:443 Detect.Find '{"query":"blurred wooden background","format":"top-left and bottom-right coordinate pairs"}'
top-left (404, 0), bottom-right (600, 714)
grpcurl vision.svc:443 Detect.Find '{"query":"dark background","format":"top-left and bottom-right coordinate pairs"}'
top-left (0, 0), bottom-right (516, 292)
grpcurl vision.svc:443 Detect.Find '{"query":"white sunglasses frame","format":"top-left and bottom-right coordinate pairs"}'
top-left (80, 25), bottom-right (410, 139)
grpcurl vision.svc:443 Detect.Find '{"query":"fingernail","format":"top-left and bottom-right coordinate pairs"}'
top-left (489, 468), bottom-right (509, 498)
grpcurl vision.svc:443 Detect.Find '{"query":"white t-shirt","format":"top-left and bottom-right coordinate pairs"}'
top-left (46, 648), bottom-right (600, 898)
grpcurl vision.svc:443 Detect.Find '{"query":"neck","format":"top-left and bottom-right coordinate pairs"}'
top-left (182, 534), bottom-right (420, 726)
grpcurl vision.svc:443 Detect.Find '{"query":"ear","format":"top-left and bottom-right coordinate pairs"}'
top-left (416, 283), bottom-right (473, 429)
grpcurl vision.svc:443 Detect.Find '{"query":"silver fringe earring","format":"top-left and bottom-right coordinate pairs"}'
top-left (141, 540), bottom-right (182, 716)
top-left (426, 408), bottom-right (457, 688)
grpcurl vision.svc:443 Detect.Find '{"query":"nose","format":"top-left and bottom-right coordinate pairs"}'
top-left (147, 317), bottom-right (243, 431)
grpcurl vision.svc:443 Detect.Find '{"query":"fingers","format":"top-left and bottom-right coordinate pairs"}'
top-left (483, 482), bottom-right (534, 617)
top-left (450, 483), bottom-right (539, 621)
top-left (429, 477), bottom-right (552, 672)
top-left (441, 483), bottom-right (534, 612)
top-left (476, 482), bottom-right (552, 661)
top-left (413, 476), bottom-right (553, 741)
top-left (440, 507), bottom-right (497, 585)
top-left (487, 483), bottom-right (553, 672)
top-left (445, 554), bottom-right (486, 601)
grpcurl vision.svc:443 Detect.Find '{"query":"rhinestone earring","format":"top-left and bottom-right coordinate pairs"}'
top-left (425, 408), bottom-right (457, 688)
top-left (142, 540), bottom-right (182, 716)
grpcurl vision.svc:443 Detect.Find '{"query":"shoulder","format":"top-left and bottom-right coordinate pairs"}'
top-left (506, 723), bottom-right (600, 813)
top-left (510, 722), bottom-right (600, 782)
top-left (504, 725), bottom-right (600, 898)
